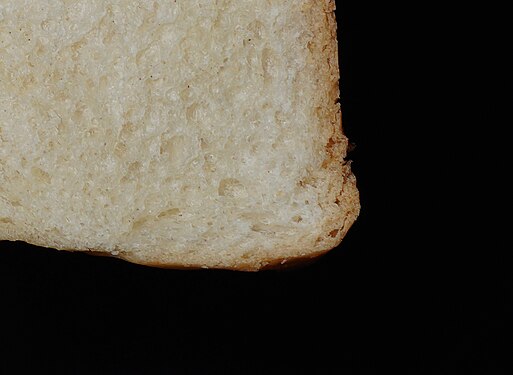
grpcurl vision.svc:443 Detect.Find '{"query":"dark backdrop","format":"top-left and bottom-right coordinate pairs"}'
top-left (0, 2), bottom-right (509, 374)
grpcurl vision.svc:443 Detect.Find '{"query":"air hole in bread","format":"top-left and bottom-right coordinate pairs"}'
top-left (218, 178), bottom-right (247, 198)
top-left (132, 217), bottom-right (150, 232)
top-left (31, 167), bottom-right (51, 184)
top-left (292, 215), bottom-right (303, 223)
top-left (157, 208), bottom-right (180, 219)
top-left (114, 142), bottom-right (127, 158)
top-left (128, 161), bottom-right (141, 174)
top-left (120, 122), bottom-right (135, 139)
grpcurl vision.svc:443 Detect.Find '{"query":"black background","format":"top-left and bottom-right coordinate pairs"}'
top-left (0, 2), bottom-right (509, 374)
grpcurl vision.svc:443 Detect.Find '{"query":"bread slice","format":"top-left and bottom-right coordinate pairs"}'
top-left (0, 0), bottom-right (359, 270)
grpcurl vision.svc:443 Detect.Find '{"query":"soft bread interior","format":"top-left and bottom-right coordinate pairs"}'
top-left (0, 0), bottom-right (359, 270)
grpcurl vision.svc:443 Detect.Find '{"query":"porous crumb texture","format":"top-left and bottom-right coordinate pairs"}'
top-left (0, 0), bottom-right (359, 270)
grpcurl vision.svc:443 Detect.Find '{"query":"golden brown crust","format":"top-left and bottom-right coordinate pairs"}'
top-left (86, 247), bottom-right (332, 271)
top-left (303, 0), bottom-right (360, 254)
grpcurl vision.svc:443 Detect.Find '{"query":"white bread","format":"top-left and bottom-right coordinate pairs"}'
top-left (0, 0), bottom-right (359, 270)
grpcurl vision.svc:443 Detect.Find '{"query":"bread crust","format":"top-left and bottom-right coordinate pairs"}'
top-left (0, 0), bottom-right (359, 271)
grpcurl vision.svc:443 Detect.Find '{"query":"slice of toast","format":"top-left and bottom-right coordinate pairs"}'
top-left (0, 0), bottom-right (359, 270)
